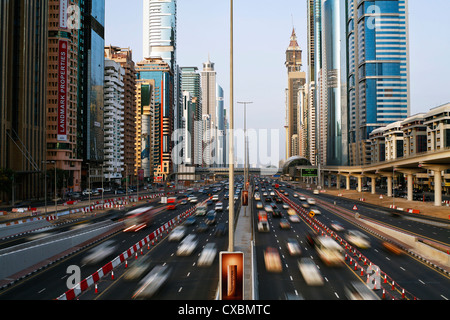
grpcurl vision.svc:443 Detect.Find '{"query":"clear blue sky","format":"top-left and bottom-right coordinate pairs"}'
top-left (105, 0), bottom-right (450, 163)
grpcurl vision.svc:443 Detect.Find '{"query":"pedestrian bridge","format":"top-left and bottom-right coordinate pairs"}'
top-left (322, 148), bottom-right (450, 207)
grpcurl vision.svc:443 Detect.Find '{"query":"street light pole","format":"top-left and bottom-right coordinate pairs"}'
top-left (237, 101), bottom-right (253, 191)
top-left (228, 0), bottom-right (235, 252)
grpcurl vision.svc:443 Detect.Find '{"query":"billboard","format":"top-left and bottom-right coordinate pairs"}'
top-left (219, 252), bottom-right (244, 300)
top-left (301, 168), bottom-right (318, 177)
top-left (57, 39), bottom-right (68, 142)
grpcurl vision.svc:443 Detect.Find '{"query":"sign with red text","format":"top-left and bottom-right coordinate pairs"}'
top-left (57, 39), bottom-right (68, 141)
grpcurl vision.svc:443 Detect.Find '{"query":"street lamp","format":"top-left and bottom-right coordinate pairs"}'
top-left (237, 101), bottom-right (253, 191)
top-left (228, 0), bottom-right (235, 252)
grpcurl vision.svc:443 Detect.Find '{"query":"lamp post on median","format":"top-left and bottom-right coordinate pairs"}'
top-left (228, 0), bottom-right (235, 252)
top-left (237, 101), bottom-right (252, 191)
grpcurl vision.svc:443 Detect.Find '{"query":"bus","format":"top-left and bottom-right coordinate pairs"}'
top-left (167, 197), bottom-right (177, 210)
top-left (124, 206), bottom-right (163, 232)
top-left (258, 211), bottom-right (269, 232)
top-left (314, 236), bottom-right (344, 266)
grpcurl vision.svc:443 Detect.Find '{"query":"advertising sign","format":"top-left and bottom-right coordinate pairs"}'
top-left (219, 252), bottom-right (244, 300)
top-left (57, 39), bottom-right (68, 141)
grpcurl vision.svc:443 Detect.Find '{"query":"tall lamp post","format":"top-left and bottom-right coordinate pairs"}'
top-left (237, 101), bottom-right (252, 191)
top-left (228, 0), bottom-right (235, 252)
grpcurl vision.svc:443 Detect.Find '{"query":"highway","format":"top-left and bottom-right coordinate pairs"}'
top-left (0, 177), bottom-right (450, 300)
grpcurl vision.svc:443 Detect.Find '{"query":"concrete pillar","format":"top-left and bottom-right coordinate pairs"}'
top-left (407, 173), bottom-right (413, 202)
top-left (371, 177), bottom-right (376, 195)
top-left (357, 176), bottom-right (362, 193)
top-left (328, 175), bottom-right (332, 189)
top-left (337, 175), bottom-right (341, 190)
top-left (387, 176), bottom-right (393, 197)
top-left (346, 176), bottom-right (350, 190)
top-left (434, 170), bottom-right (442, 207)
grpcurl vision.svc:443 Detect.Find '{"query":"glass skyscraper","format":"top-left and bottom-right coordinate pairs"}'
top-left (347, 0), bottom-right (410, 165)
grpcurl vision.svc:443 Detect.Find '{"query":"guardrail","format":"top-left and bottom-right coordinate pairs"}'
top-left (276, 190), bottom-right (419, 300)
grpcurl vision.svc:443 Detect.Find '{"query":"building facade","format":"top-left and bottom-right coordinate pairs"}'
top-left (104, 46), bottom-right (137, 186)
top-left (201, 58), bottom-right (218, 167)
top-left (0, 0), bottom-right (49, 203)
top-left (103, 59), bottom-right (125, 186)
top-left (136, 57), bottom-right (174, 182)
top-left (77, 0), bottom-right (106, 189)
top-left (285, 29), bottom-right (307, 160)
top-left (347, 0), bottom-right (410, 166)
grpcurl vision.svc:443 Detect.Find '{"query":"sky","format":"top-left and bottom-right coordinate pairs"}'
top-left (105, 0), bottom-right (450, 164)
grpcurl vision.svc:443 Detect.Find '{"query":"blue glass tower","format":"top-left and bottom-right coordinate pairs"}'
top-left (347, 0), bottom-right (410, 165)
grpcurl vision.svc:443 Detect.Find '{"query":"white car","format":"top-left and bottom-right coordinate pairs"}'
top-left (289, 215), bottom-right (300, 223)
top-left (197, 243), bottom-right (217, 266)
top-left (189, 196), bottom-right (198, 203)
top-left (82, 240), bottom-right (117, 265)
top-left (345, 230), bottom-right (371, 249)
top-left (298, 258), bottom-right (324, 286)
top-left (168, 226), bottom-right (186, 242)
top-left (264, 205), bottom-right (273, 213)
top-left (133, 265), bottom-right (172, 299)
top-left (256, 202), bottom-right (264, 209)
top-left (307, 198), bottom-right (316, 205)
top-left (176, 235), bottom-right (198, 256)
top-left (215, 202), bottom-right (223, 211)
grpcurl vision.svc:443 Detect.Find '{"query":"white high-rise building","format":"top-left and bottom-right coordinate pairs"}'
top-left (143, 0), bottom-right (177, 70)
top-left (201, 58), bottom-right (218, 167)
top-left (104, 59), bottom-right (125, 184)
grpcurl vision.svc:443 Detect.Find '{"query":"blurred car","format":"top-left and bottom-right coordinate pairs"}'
top-left (313, 189), bottom-right (319, 195)
top-left (124, 255), bottom-right (152, 281)
top-left (258, 220), bottom-right (270, 232)
top-left (206, 211), bottom-right (217, 225)
top-left (215, 202), bottom-right (223, 211)
top-left (307, 198), bottom-right (316, 205)
top-left (176, 234), bottom-right (198, 256)
top-left (214, 223), bottom-right (227, 237)
top-left (345, 230), bottom-right (371, 249)
top-left (132, 265), bottom-right (172, 299)
top-left (82, 240), bottom-right (117, 265)
top-left (345, 282), bottom-right (380, 300)
top-left (289, 214), bottom-right (300, 223)
top-left (382, 241), bottom-right (403, 255)
top-left (302, 203), bottom-right (310, 209)
top-left (298, 257), bottom-right (324, 286)
top-left (264, 205), bottom-right (273, 213)
top-left (286, 238), bottom-right (301, 256)
top-left (256, 201), bottom-right (264, 209)
top-left (185, 216), bottom-right (196, 226)
top-left (306, 231), bottom-right (317, 247)
top-left (197, 243), bottom-right (218, 266)
top-left (195, 221), bottom-right (209, 233)
top-left (168, 226), bottom-right (186, 242)
top-left (279, 218), bottom-right (291, 229)
top-left (282, 204), bottom-right (290, 209)
top-left (299, 196), bottom-right (307, 201)
top-left (272, 208), bottom-right (282, 218)
top-left (264, 247), bottom-right (282, 272)
top-left (293, 193), bottom-right (299, 198)
top-left (310, 209), bottom-right (321, 216)
top-left (189, 196), bottom-right (198, 203)
top-left (330, 220), bottom-right (345, 232)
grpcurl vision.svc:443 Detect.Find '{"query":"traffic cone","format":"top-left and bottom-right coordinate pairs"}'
top-left (125, 260), bottom-right (128, 268)
top-left (392, 281), bottom-right (395, 291)
top-left (95, 284), bottom-right (98, 294)
top-left (111, 271), bottom-right (114, 280)
top-left (135, 252), bottom-right (138, 259)
top-left (402, 289), bottom-right (405, 299)
top-left (382, 289), bottom-right (386, 299)
top-left (360, 268), bottom-right (364, 276)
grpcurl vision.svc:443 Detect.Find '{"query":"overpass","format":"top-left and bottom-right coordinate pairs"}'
top-left (322, 148), bottom-right (450, 207)
top-left (166, 167), bottom-right (282, 182)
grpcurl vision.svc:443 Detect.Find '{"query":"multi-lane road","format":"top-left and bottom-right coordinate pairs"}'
top-left (0, 177), bottom-right (449, 300)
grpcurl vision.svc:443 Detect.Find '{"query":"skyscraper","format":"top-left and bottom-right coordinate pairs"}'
top-left (0, 0), bottom-right (49, 203)
top-left (77, 0), bottom-right (106, 189)
top-left (143, 0), bottom-right (177, 70)
top-left (201, 58), bottom-right (218, 166)
top-left (285, 28), bottom-right (307, 160)
top-left (181, 67), bottom-right (202, 166)
top-left (347, 0), bottom-right (410, 165)
top-left (321, 0), bottom-right (348, 166)
top-left (136, 57), bottom-right (174, 182)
